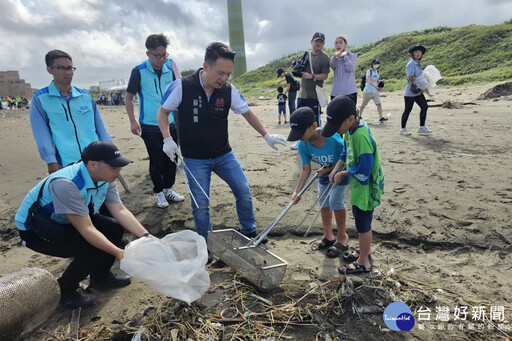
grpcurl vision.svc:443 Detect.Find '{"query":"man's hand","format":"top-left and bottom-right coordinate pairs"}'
top-left (263, 133), bottom-right (287, 150)
top-left (47, 162), bottom-right (61, 174)
top-left (115, 249), bottom-right (124, 261)
top-left (163, 137), bottom-right (181, 162)
top-left (302, 72), bottom-right (313, 80)
top-left (130, 121), bottom-right (141, 135)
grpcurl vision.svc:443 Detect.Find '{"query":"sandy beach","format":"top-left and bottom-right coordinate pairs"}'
top-left (0, 83), bottom-right (511, 340)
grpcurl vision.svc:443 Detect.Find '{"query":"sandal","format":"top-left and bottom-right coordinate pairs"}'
top-left (311, 237), bottom-right (335, 251)
top-left (326, 242), bottom-right (349, 258)
top-left (338, 261), bottom-right (371, 275)
top-left (343, 249), bottom-right (372, 262)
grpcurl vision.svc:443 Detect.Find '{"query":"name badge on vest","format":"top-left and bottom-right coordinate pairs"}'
top-left (214, 97), bottom-right (225, 112)
top-left (193, 96), bottom-right (203, 123)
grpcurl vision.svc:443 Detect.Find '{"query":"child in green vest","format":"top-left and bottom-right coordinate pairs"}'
top-left (322, 95), bottom-right (384, 274)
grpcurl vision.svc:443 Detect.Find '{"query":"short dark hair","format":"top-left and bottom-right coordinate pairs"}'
top-left (277, 86), bottom-right (283, 92)
top-left (204, 42), bottom-right (236, 66)
top-left (145, 34), bottom-right (169, 50)
top-left (45, 50), bottom-right (72, 67)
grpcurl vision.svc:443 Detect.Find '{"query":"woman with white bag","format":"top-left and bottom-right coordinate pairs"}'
top-left (400, 45), bottom-right (432, 136)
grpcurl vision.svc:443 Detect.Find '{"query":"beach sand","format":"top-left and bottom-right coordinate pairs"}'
top-left (0, 83), bottom-right (511, 340)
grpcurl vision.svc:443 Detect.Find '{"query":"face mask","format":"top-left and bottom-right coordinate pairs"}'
top-left (373, 64), bottom-right (380, 69)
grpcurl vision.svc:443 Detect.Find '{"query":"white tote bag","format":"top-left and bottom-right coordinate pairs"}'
top-left (309, 51), bottom-right (328, 107)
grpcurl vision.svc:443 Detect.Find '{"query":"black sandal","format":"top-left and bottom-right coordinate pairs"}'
top-left (338, 261), bottom-right (371, 275)
top-left (311, 237), bottom-right (335, 251)
top-left (326, 242), bottom-right (349, 258)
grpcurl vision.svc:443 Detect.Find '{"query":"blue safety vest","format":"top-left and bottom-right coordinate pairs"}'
top-left (137, 59), bottom-right (175, 125)
top-left (15, 162), bottom-right (109, 230)
top-left (34, 82), bottom-right (100, 167)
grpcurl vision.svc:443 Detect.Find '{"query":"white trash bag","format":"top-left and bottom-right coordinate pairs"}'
top-left (418, 65), bottom-right (442, 97)
top-left (120, 230), bottom-right (210, 305)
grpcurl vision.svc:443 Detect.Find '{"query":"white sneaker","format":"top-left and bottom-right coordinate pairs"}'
top-left (164, 189), bottom-right (185, 202)
top-left (400, 128), bottom-right (412, 136)
top-left (290, 142), bottom-right (299, 150)
top-left (155, 192), bottom-right (169, 208)
top-left (417, 126), bottom-right (432, 134)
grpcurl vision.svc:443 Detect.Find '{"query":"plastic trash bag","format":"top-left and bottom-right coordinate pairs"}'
top-left (416, 65), bottom-right (442, 97)
top-left (120, 230), bottom-right (210, 305)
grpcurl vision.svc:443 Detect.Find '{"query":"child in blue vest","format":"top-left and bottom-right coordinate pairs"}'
top-left (277, 86), bottom-right (288, 124)
top-left (288, 107), bottom-right (350, 257)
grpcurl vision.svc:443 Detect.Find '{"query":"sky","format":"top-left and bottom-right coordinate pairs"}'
top-left (1, 0), bottom-right (511, 89)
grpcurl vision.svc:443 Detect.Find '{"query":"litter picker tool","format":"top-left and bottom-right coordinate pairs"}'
top-left (175, 160), bottom-right (200, 209)
top-left (178, 155), bottom-right (210, 203)
top-left (302, 183), bottom-right (335, 237)
top-left (243, 169), bottom-right (321, 248)
top-left (207, 168), bottom-right (321, 291)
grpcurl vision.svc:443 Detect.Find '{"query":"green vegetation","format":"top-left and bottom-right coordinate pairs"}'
top-left (232, 23), bottom-right (512, 97)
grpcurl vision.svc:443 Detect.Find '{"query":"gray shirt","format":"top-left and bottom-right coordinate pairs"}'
top-left (330, 51), bottom-right (358, 96)
top-left (404, 58), bottom-right (423, 97)
top-left (49, 178), bottom-right (121, 216)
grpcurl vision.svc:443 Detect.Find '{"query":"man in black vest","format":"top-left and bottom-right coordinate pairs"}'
top-left (157, 42), bottom-right (287, 241)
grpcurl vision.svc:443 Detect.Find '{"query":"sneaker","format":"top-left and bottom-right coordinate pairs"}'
top-left (284, 120), bottom-right (288, 124)
top-left (156, 192), bottom-right (169, 208)
top-left (290, 142), bottom-right (299, 150)
top-left (278, 121), bottom-right (281, 125)
top-left (60, 290), bottom-right (93, 309)
top-left (89, 273), bottom-right (131, 289)
top-left (417, 126), bottom-right (432, 134)
top-left (164, 189), bottom-right (184, 202)
top-left (379, 117), bottom-right (388, 123)
top-left (400, 128), bottom-right (412, 136)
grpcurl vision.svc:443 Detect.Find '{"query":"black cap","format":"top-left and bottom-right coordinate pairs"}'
top-left (321, 95), bottom-right (357, 137)
top-left (287, 107), bottom-right (316, 141)
top-left (408, 45), bottom-right (426, 54)
top-left (82, 141), bottom-right (132, 167)
top-left (312, 32), bottom-right (325, 42)
top-left (371, 58), bottom-right (380, 65)
top-left (276, 68), bottom-right (284, 78)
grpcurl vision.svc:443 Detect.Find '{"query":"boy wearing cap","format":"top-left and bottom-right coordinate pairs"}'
top-left (288, 107), bottom-right (349, 257)
top-left (277, 86), bottom-right (288, 124)
top-left (322, 95), bottom-right (384, 274)
top-left (15, 141), bottom-right (152, 309)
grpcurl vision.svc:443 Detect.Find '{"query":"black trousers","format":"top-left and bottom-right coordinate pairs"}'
top-left (18, 213), bottom-right (124, 294)
top-left (141, 123), bottom-right (178, 193)
top-left (401, 94), bottom-right (428, 128)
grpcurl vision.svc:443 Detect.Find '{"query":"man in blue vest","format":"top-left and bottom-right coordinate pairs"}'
top-left (30, 50), bottom-right (112, 174)
top-left (15, 141), bottom-right (152, 309)
top-left (126, 34), bottom-right (184, 208)
top-left (157, 42), bottom-right (287, 242)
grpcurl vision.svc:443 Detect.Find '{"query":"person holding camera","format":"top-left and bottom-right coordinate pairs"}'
top-left (297, 32), bottom-right (330, 128)
top-left (400, 45), bottom-right (431, 136)
top-left (359, 59), bottom-right (387, 123)
top-left (330, 35), bottom-right (358, 104)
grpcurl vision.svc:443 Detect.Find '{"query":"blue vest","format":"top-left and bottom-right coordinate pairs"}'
top-left (138, 59), bottom-right (175, 125)
top-left (15, 162), bottom-right (109, 230)
top-left (34, 82), bottom-right (99, 166)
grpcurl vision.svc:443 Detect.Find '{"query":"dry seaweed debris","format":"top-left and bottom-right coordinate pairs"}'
top-left (41, 263), bottom-right (510, 340)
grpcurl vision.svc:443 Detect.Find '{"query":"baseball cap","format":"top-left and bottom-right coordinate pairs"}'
top-left (287, 107), bottom-right (316, 141)
top-left (276, 68), bottom-right (284, 78)
top-left (312, 32), bottom-right (325, 42)
top-left (321, 95), bottom-right (358, 137)
top-left (81, 141), bottom-right (132, 167)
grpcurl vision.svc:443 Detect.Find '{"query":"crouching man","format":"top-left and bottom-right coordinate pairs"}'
top-left (15, 141), bottom-right (152, 309)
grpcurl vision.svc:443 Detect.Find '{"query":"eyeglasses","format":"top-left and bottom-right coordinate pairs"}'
top-left (148, 52), bottom-right (169, 60)
top-left (51, 66), bottom-right (76, 71)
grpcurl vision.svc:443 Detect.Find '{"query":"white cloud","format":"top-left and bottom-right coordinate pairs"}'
top-left (1, 0), bottom-right (510, 89)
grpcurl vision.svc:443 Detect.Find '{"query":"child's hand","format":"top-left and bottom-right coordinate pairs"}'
top-left (292, 191), bottom-right (301, 204)
top-left (333, 172), bottom-right (346, 185)
top-left (316, 167), bottom-right (331, 177)
top-left (328, 169), bottom-right (337, 183)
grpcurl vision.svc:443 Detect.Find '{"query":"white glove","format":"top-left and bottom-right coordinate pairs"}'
top-left (263, 133), bottom-right (287, 150)
top-left (163, 137), bottom-right (181, 162)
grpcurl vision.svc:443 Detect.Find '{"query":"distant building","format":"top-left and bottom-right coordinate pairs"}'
top-left (0, 71), bottom-right (37, 98)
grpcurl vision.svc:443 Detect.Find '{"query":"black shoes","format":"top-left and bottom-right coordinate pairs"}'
top-left (89, 273), bottom-right (131, 289)
top-left (243, 230), bottom-right (269, 244)
top-left (60, 290), bottom-right (93, 309)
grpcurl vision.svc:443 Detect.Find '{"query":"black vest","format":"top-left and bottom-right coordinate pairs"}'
top-left (177, 69), bottom-right (232, 159)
